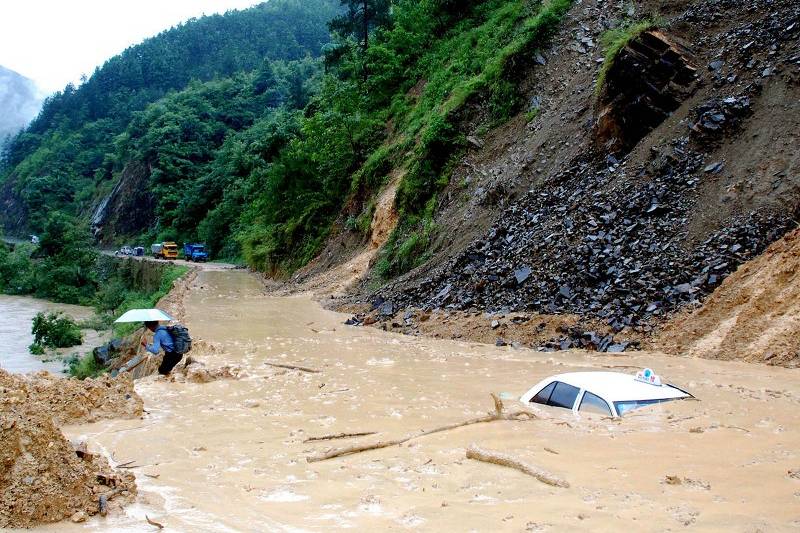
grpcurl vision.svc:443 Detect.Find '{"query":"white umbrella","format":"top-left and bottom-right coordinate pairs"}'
top-left (114, 308), bottom-right (174, 323)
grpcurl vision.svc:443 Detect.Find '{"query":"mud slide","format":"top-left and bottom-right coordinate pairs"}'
top-left (36, 269), bottom-right (800, 532)
top-left (290, 173), bottom-right (401, 297)
top-left (657, 228), bottom-right (800, 367)
top-left (0, 370), bottom-right (141, 528)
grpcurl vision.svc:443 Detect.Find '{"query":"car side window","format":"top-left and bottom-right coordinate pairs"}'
top-left (531, 382), bottom-right (556, 405)
top-left (579, 391), bottom-right (612, 416)
top-left (548, 382), bottom-right (580, 409)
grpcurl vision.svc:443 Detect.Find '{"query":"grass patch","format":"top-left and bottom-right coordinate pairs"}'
top-left (67, 353), bottom-right (105, 379)
top-left (596, 19), bottom-right (658, 96)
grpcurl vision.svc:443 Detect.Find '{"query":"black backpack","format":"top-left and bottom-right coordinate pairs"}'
top-left (166, 325), bottom-right (192, 354)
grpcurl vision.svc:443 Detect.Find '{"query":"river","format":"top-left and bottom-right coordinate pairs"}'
top-left (0, 294), bottom-right (107, 374)
top-left (33, 270), bottom-right (800, 532)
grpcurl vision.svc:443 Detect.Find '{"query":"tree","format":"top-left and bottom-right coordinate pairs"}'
top-left (329, 0), bottom-right (392, 52)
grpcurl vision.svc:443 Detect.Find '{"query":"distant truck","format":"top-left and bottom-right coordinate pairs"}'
top-left (183, 243), bottom-right (209, 262)
top-left (151, 241), bottom-right (178, 260)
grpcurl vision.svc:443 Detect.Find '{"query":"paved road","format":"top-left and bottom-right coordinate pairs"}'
top-left (102, 250), bottom-right (239, 270)
top-left (5, 236), bottom-right (239, 270)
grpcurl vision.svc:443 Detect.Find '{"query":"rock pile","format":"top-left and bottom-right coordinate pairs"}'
top-left (375, 110), bottom-right (791, 350)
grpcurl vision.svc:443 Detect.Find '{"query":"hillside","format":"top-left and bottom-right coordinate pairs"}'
top-left (332, 0), bottom-right (799, 351)
top-left (0, 66), bottom-right (42, 143)
top-left (0, 0), bottom-right (339, 233)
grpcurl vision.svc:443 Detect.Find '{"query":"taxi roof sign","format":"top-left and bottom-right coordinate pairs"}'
top-left (635, 368), bottom-right (662, 386)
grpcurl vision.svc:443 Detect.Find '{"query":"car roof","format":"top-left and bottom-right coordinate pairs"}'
top-left (539, 372), bottom-right (689, 403)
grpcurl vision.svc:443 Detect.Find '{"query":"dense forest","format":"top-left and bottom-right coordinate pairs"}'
top-left (1, 0), bottom-right (573, 277)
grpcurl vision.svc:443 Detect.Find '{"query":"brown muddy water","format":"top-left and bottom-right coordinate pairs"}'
top-left (37, 270), bottom-right (800, 532)
top-left (0, 295), bottom-right (107, 374)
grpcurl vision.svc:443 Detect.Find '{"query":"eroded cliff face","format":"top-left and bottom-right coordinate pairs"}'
top-left (0, 174), bottom-right (28, 236)
top-left (91, 160), bottom-right (156, 243)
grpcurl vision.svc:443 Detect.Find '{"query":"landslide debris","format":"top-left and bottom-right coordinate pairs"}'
top-left (656, 228), bottom-right (800, 367)
top-left (3, 369), bottom-right (143, 426)
top-left (367, 0), bottom-right (800, 355)
top-left (0, 370), bottom-right (139, 528)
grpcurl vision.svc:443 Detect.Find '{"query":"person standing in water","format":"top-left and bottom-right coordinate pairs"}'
top-left (142, 320), bottom-right (182, 375)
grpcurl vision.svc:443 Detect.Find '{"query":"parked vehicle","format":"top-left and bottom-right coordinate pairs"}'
top-left (519, 369), bottom-right (692, 418)
top-left (183, 243), bottom-right (209, 262)
top-left (151, 241), bottom-right (179, 260)
top-left (115, 245), bottom-right (133, 256)
top-left (133, 246), bottom-right (145, 257)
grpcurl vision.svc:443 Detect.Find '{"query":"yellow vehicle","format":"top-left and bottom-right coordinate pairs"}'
top-left (151, 241), bottom-right (179, 260)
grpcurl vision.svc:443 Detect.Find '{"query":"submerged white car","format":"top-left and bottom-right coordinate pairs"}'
top-left (520, 369), bottom-right (692, 418)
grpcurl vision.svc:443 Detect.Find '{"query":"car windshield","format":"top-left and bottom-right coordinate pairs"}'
top-left (613, 398), bottom-right (682, 416)
top-left (165, 245), bottom-right (177, 249)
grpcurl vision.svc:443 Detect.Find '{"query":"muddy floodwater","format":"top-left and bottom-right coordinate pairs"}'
top-left (0, 295), bottom-right (105, 374)
top-left (40, 271), bottom-right (800, 531)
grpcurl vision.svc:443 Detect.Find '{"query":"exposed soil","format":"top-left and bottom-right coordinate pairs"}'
top-left (655, 227), bottom-right (800, 367)
top-left (0, 370), bottom-right (139, 528)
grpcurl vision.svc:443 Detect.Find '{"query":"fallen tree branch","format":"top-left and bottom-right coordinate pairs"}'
top-left (304, 432), bottom-right (377, 443)
top-left (306, 394), bottom-right (536, 462)
top-left (146, 515), bottom-right (164, 529)
top-left (264, 362), bottom-right (321, 373)
top-left (466, 444), bottom-right (569, 488)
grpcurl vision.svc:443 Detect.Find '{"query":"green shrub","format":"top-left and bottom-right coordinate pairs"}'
top-left (31, 312), bottom-right (83, 349)
top-left (28, 343), bottom-right (45, 356)
top-left (489, 79), bottom-right (520, 124)
top-left (66, 353), bottom-right (105, 380)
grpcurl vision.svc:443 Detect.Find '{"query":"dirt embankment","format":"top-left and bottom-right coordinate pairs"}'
top-left (0, 370), bottom-right (141, 528)
top-left (655, 228), bottom-right (800, 367)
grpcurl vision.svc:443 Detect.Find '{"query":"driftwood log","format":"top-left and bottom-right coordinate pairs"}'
top-left (306, 394), bottom-right (535, 463)
top-left (466, 444), bottom-right (569, 488)
top-left (146, 515), bottom-right (164, 529)
top-left (303, 432), bottom-right (376, 443)
top-left (264, 362), bottom-right (321, 373)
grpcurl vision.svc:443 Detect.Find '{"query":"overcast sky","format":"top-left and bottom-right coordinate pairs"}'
top-left (0, 0), bottom-right (265, 94)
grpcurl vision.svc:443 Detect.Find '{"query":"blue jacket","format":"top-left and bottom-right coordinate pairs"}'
top-left (146, 326), bottom-right (175, 354)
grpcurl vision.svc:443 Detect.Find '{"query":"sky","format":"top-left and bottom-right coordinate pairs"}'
top-left (0, 0), bottom-right (265, 94)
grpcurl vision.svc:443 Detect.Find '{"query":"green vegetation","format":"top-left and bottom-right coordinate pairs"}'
top-left (1, 0), bottom-right (340, 229)
top-left (66, 352), bottom-right (104, 380)
top-left (0, 212), bottom-right (186, 315)
top-left (2, 0), bottom-right (574, 281)
top-left (30, 312), bottom-right (83, 352)
top-left (596, 19), bottom-right (657, 95)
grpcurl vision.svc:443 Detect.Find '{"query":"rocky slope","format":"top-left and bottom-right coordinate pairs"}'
top-left (346, 0), bottom-right (800, 357)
